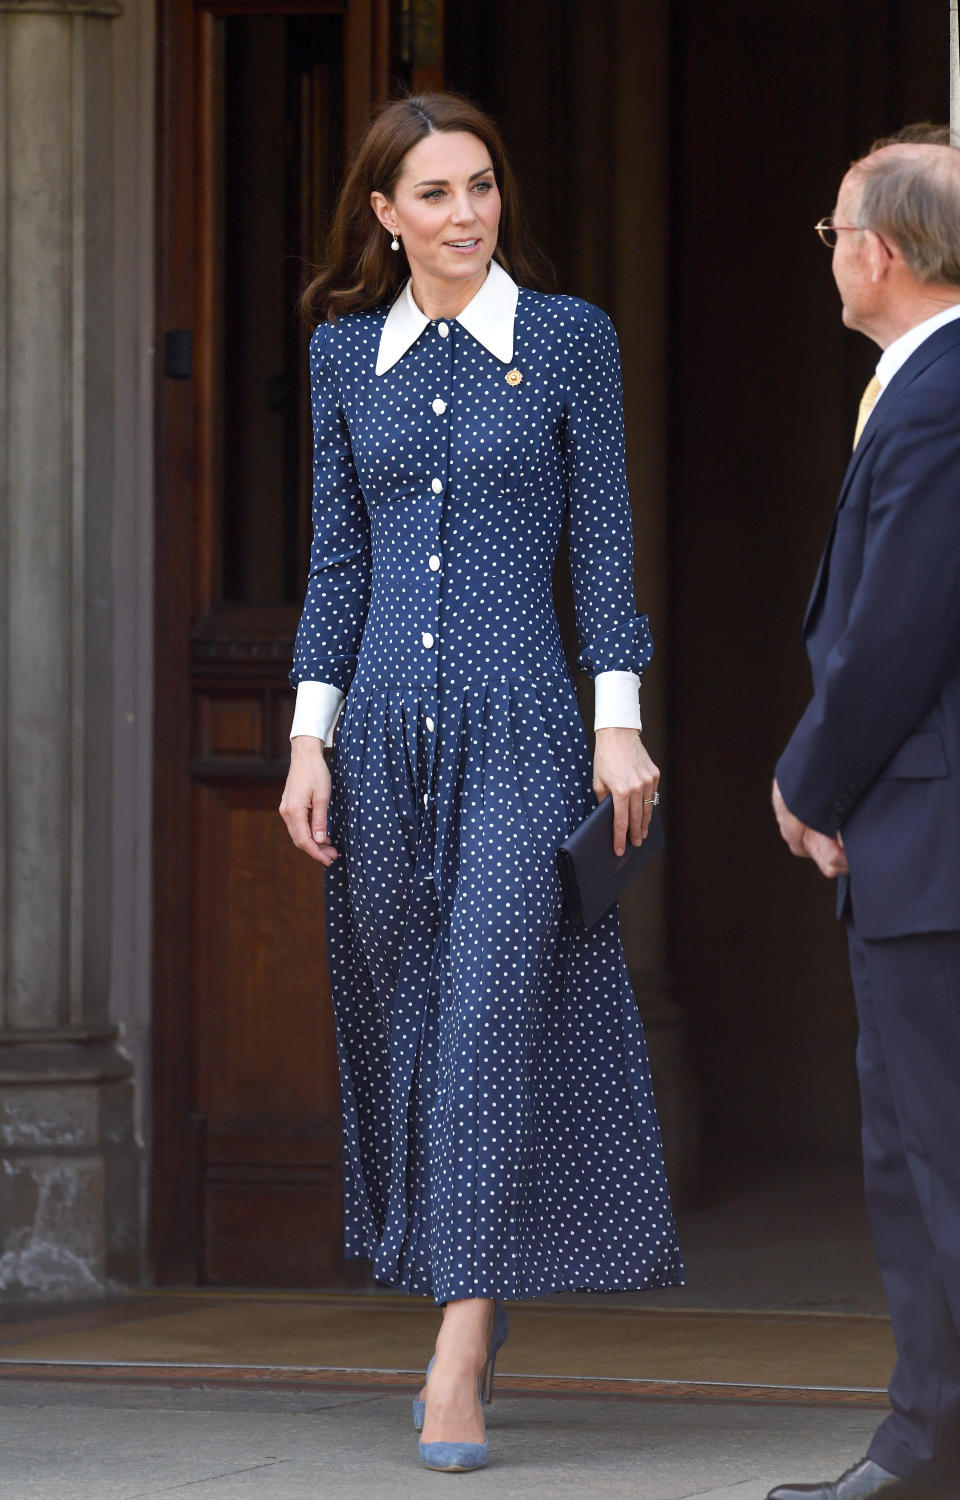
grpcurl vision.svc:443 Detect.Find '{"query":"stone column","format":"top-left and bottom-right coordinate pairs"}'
top-left (0, 0), bottom-right (139, 1296)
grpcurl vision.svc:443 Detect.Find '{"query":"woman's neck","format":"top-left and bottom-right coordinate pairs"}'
top-left (408, 264), bottom-right (489, 321)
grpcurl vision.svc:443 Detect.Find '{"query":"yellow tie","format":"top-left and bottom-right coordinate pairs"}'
top-left (853, 374), bottom-right (882, 449)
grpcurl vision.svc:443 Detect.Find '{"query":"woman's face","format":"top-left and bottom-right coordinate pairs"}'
top-left (372, 130), bottom-right (502, 287)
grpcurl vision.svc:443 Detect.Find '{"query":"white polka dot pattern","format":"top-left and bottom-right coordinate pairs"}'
top-left (291, 289), bottom-right (683, 1303)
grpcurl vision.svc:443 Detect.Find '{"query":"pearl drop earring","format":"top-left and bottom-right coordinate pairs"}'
top-left (390, 231), bottom-right (400, 252)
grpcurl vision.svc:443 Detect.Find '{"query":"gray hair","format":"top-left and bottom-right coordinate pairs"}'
top-left (852, 147), bottom-right (960, 286)
top-left (869, 122), bottom-right (951, 151)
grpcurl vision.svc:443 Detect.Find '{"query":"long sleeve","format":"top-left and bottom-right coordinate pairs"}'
top-left (290, 680), bottom-right (344, 746)
top-left (563, 305), bottom-right (653, 706)
top-left (777, 377), bottom-right (960, 832)
top-left (289, 321), bottom-right (371, 706)
top-left (593, 670), bottom-right (642, 731)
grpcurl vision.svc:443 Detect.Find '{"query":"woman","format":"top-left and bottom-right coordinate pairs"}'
top-left (280, 92), bottom-right (683, 1472)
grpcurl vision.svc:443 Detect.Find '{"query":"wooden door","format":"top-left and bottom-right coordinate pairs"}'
top-left (152, 0), bottom-right (390, 1285)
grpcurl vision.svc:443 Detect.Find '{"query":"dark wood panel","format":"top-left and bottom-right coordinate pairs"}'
top-left (203, 1183), bottom-right (343, 1285)
top-left (196, 695), bottom-right (265, 758)
top-left (207, 1117), bottom-right (340, 1163)
top-left (193, 782), bottom-right (337, 1121)
top-left (153, 0), bottom-right (204, 1286)
top-left (191, 776), bottom-right (351, 1284)
top-left (152, 0), bottom-right (394, 1287)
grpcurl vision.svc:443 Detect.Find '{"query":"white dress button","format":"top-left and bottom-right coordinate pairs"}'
top-left (428, 554), bottom-right (441, 571)
top-left (431, 477), bottom-right (443, 494)
top-left (423, 792), bottom-right (429, 807)
top-left (422, 631), bottom-right (435, 649)
top-left (432, 399), bottom-right (447, 415)
top-left (425, 716), bottom-right (435, 733)
top-left (437, 322), bottom-right (449, 337)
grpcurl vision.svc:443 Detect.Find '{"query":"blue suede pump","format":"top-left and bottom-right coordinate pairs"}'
top-left (418, 1390), bottom-right (488, 1474)
top-left (413, 1299), bottom-right (510, 1433)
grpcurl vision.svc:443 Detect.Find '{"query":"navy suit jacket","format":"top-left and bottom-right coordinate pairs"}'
top-left (776, 320), bottom-right (960, 939)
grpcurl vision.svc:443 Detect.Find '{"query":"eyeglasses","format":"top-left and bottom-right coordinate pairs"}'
top-left (814, 215), bottom-right (863, 247)
top-left (814, 215), bottom-right (893, 255)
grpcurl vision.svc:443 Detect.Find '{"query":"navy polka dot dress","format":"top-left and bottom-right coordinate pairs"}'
top-left (291, 262), bottom-right (684, 1303)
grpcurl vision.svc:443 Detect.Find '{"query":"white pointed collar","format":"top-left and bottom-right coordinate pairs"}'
top-left (375, 258), bottom-right (519, 375)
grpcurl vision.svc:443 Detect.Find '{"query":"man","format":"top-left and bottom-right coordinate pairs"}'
top-left (770, 143), bottom-right (960, 1500)
top-left (869, 122), bottom-right (951, 149)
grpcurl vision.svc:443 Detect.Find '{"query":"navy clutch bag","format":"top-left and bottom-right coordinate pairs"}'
top-left (557, 801), bottom-right (664, 927)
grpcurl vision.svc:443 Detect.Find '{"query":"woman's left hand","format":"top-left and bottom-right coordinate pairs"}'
top-left (593, 728), bottom-right (660, 857)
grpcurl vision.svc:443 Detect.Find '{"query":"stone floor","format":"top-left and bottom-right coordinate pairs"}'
top-left (0, 1163), bottom-right (890, 1499)
top-left (636, 1162), bottom-right (884, 1315)
top-left (0, 1295), bottom-right (895, 1393)
top-left (0, 1379), bottom-right (882, 1500)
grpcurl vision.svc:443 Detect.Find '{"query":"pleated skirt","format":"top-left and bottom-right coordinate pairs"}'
top-left (325, 672), bottom-right (684, 1304)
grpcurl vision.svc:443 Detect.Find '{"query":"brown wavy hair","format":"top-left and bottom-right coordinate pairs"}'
top-left (301, 92), bottom-right (553, 325)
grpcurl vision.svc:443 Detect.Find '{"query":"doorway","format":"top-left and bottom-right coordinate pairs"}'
top-left (151, 0), bottom-right (948, 1310)
top-left (152, 0), bottom-right (389, 1287)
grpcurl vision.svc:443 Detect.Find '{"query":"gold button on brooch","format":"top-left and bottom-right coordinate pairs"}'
top-left (505, 368), bottom-right (523, 386)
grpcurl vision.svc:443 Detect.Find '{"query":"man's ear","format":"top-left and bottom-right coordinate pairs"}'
top-left (867, 228), bottom-right (896, 284)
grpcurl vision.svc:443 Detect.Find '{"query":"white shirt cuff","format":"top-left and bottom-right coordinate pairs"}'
top-left (593, 670), bottom-right (643, 731)
top-left (290, 681), bottom-right (345, 747)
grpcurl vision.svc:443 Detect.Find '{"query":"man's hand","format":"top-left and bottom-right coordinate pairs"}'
top-left (802, 827), bottom-right (849, 879)
top-left (771, 778), bottom-right (809, 858)
top-left (772, 778), bottom-right (849, 879)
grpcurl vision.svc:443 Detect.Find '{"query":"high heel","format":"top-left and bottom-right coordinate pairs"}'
top-left (412, 1355), bottom-right (433, 1433)
top-left (481, 1299), bottom-right (510, 1404)
top-left (418, 1377), bottom-right (488, 1473)
top-left (412, 1299), bottom-right (509, 1432)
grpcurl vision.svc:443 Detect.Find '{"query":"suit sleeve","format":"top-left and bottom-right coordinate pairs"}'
top-left (563, 304), bottom-right (653, 697)
top-left (777, 380), bottom-right (960, 833)
top-left (289, 321), bottom-right (371, 697)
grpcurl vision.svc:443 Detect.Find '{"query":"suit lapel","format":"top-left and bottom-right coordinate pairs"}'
top-left (801, 320), bottom-right (960, 637)
top-left (801, 438), bottom-right (874, 636)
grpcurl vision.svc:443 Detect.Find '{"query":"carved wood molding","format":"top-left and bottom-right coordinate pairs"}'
top-left (0, 2), bottom-right (123, 14)
top-left (198, 0), bottom-right (346, 12)
top-left (192, 635), bottom-right (293, 665)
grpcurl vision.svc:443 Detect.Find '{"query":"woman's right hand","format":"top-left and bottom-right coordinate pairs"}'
top-left (279, 737), bottom-right (338, 866)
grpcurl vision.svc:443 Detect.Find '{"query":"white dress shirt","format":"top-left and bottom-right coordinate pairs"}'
top-left (291, 265), bottom-right (643, 743)
top-left (873, 302), bottom-right (960, 404)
